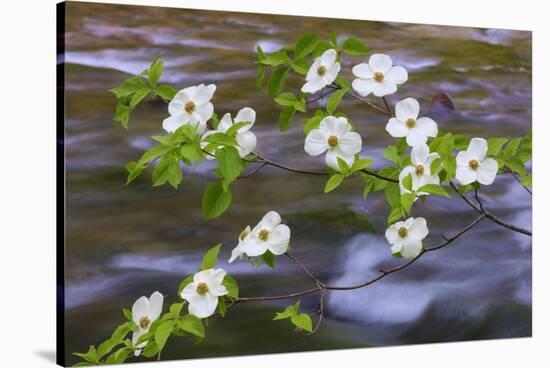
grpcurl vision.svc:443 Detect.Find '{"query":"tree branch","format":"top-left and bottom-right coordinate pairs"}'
top-left (449, 181), bottom-right (532, 236)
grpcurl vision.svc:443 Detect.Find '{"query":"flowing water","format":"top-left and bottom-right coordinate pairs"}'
top-left (61, 2), bottom-right (532, 365)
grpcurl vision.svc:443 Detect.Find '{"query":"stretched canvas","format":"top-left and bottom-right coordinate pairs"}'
top-left (57, 1), bottom-right (532, 366)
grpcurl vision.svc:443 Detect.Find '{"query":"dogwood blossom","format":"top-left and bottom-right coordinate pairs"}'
top-left (301, 49), bottom-right (341, 94)
top-left (131, 291), bottom-right (164, 356)
top-left (352, 54), bottom-right (408, 97)
top-left (385, 97), bottom-right (438, 147)
top-left (455, 137), bottom-right (498, 185)
top-left (163, 84), bottom-right (216, 135)
top-left (180, 268), bottom-right (228, 319)
top-left (385, 217), bottom-right (429, 259)
top-left (399, 143), bottom-right (440, 195)
top-left (239, 211), bottom-right (291, 257)
top-left (304, 116), bottom-right (362, 171)
top-left (201, 107), bottom-right (257, 159)
top-left (228, 225), bottom-right (251, 263)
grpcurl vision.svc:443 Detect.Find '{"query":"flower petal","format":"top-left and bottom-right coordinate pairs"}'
top-left (338, 132), bottom-right (362, 155)
top-left (304, 129), bottom-right (328, 156)
top-left (385, 66), bottom-right (408, 85)
top-left (467, 138), bottom-right (488, 161)
top-left (147, 291), bottom-right (164, 322)
top-left (236, 131), bottom-right (257, 157)
top-left (352, 63), bottom-right (373, 79)
top-left (259, 211), bottom-right (281, 230)
top-left (323, 62), bottom-right (340, 84)
top-left (352, 78), bottom-right (376, 97)
top-left (320, 49), bottom-right (337, 66)
top-left (400, 241), bottom-right (423, 259)
top-left (415, 117), bottom-right (438, 139)
top-left (162, 114), bottom-right (189, 133)
top-left (372, 80), bottom-right (397, 97)
top-left (193, 102), bottom-right (214, 123)
top-left (405, 128), bottom-right (428, 147)
top-left (408, 217), bottom-right (429, 241)
top-left (395, 98), bottom-right (420, 121)
top-left (240, 237), bottom-right (269, 257)
top-left (325, 149), bottom-right (355, 171)
top-left (209, 268), bottom-right (227, 285)
top-left (168, 91), bottom-right (189, 116)
top-left (193, 84), bottom-right (216, 105)
top-left (268, 224), bottom-right (290, 255)
top-left (234, 107), bottom-right (256, 131)
top-left (132, 296), bottom-right (149, 325)
top-left (411, 143), bottom-right (429, 165)
top-left (228, 243), bottom-right (243, 263)
top-left (369, 54), bottom-right (393, 73)
top-left (218, 113), bottom-right (233, 132)
top-left (320, 116), bottom-right (351, 136)
top-left (385, 118), bottom-right (408, 138)
top-left (188, 293), bottom-right (218, 319)
top-left (301, 76), bottom-right (326, 94)
top-left (306, 59), bottom-right (322, 81)
top-left (180, 282), bottom-right (199, 302)
top-left (477, 158), bottom-right (498, 185)
top-left (455, 166), bottom-right (477, 185)
top-left (456, 151), bottom-right (472, 167)
top-left (209, 283), bottom-right (229, 297)
top-left (385, 224), bottom-right (399, 245)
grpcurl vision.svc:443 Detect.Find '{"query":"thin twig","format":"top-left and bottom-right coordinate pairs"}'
top-left (504, 167), bottom-right (532, 195)
top-left (449, 182), bottom-right (532, 236)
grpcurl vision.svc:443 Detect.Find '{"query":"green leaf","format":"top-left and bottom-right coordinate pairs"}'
top-left (430, 158), bottom-right (442, 175)
top-left (387, 206), bottom-right (404, 225)
top-left (506, 158), bottom-right (526, 176)
top-left (337, 157), bottom-right (350, 174)
top-left (311, 40), bottom-right (333, 57)
top-left (202, 181), bottom-right (233, 219)
top-left (154, 321), bottom-right (174, 352)
top-left (261, 251), bottom-right (276, 268)
top-left (275, 92), bottom-right (298, 107)
top-left (290, 59), bottom-right (310, 75)
top-left (126, 161), bottom-right (146, 184)
top-left (402, 173), bottom-right (413, 192)
top-left (179, 315), bottom-right (205, 337)
top-left (200, 243), bottom-right (222, 271)
top-left (216, 147), bottom-right (243, 185)
top-left (152, 155), bottom-right (182, 189)
top-left (324, 173), bottom-right (344, 193)
top-left (351, 158), bottom-right (373, 172)
top-left (260, 49), bottom-right (290, 67)
top-left (503, 137), bottom-right (522, 160)
top-left (274, 301), bottom-right (301, 320)
top-left (135, 144), bottom-right (174, 168)
top-left (341, 37), bottom-right (369, 55)
top-left (111, 76), bottom-right (149, 98)
top-left (291, 313), bottom-right (313, 332)
top-left (417, 184), bottom-right (450, 197)
top-left (326, 88), bottom-right (347, 114)
top-left (202, 132), bottom-right (238, 148)
top-left (156, 84), bottom-right (177, 101)
top-left (279, 105), bottom-right (296, 132)
top-left (180, 141), bottom-right (204, 162)
top-left (222, 275), bottom-right (239, 299)
top-left (73, 345), bottom-right (98, 364)
top-left (520, 174), bottom-right (532, 188)
top-left (113, 100), bottom-right (131, 129)
top-left (268, 66), bottom-right (290, 97)
top-left (400, 193), bottom-right (416, 214)
top-left (256, 64), bottom-right (266, 88)
top-left (294, 33), bottom-right (318, 59)
top-left (147, 58), bottom-right (164, 88)
top-left (218, 296), bottom-right (227, 317)
top-left (141, 341), bottom-right (159, 359)
top-left (129, 88), bottom-right (151, 108)
top-left (383, 145), bottom-right (401, 165)
top-left (170, 303), bottom-right (183, 317)
top-left (487, 137), bottom-right (508, 156)
top-left (303, 110), bottom-right (326, 135)
top-left (122, 309), bottom-right (133, 321)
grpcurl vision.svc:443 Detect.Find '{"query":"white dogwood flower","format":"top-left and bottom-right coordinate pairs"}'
top-left (386, 97), bottom-right (438, 147)
top-left (180, 268), bottom-right (228, 319)
top-left (399, 143), bottom-right (440, 195)
top-left (163, 84), bottom-right (216, 135)
top-left (240, 211), bottom-right (291, 257)
top-left (131, 291), bottom-right (164, 356)
top-left (385, 217), bottom-right (429, 259)
top-left (304, 116), bottom-right (362, 171)
top-left (352, 54), bottom-right (408, 97)
top-left (455, 137), bottom-right (498, 185)
top-left (201, 107), bottom-right (257, 159)
top-left (228, 225), bottom-right (251, 263)
top-left (301, 49), bottom-right (341, 94)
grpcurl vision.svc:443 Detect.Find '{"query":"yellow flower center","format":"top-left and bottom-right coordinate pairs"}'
top-left (317, 65), bottom-right (327, 76)
top-left (398, 227), bottom-right (408, 238)
top-left (415, 164), bottom-right (425, 176)
top-left (258, 229), bottom-right (270, 241)
top-left (139, 316), bottom-right (151, 329)
top-left (196, 282), bottom-right (209, 296)
top-left (373, 72), bottom-right (384, 82)
top-left (469, 159), bottom-right (480, 170)
top-left (406, 118), bottom-right (416, 128)
top-left (185, 100), bottom-right (196, 113)
top-left (327, 135), bottom-right (338, 147)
